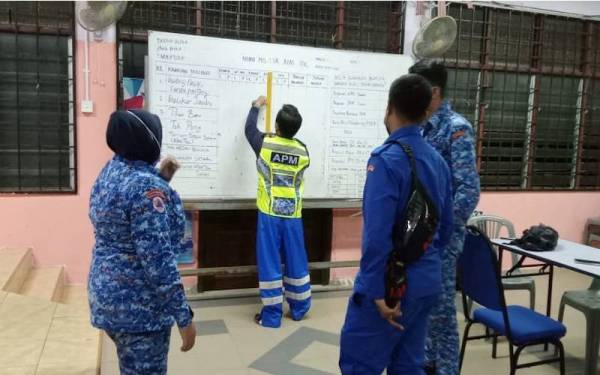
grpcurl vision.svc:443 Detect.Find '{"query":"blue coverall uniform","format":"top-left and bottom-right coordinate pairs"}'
top-left (245, 106), bottom-right (312, 328)
top-left (88, 155), bottom-right (194, 375)
top-left (423, 101), bottom-right (481, 375)
top-left (339, 126), bottom-right (454, 374)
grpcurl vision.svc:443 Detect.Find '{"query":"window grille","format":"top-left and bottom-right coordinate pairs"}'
top-left (0, 1), bottom-right (75, 193)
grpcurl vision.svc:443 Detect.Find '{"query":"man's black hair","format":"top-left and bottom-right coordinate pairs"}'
top-left (408, 59), bottom-right (448, 97)
top-left (388, 74), bottom-right (432, 123)
top-left (276, 104), bottom-right (302, 138)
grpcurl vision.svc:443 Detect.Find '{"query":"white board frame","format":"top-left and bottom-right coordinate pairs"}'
top-left (147, 31), bottom-right (413, 203)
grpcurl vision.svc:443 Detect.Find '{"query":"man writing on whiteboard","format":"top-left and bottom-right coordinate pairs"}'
top-left (244, 95), bottom-right (311, 328)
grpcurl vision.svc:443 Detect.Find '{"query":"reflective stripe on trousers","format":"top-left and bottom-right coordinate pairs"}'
top-left (256, 212), bottom-right (311, 327)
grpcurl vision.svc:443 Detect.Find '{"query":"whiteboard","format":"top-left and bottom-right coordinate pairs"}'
top-left (147, 31), bottom-right (413, 200)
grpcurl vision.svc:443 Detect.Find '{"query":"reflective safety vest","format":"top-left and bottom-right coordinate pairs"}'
top-left (256, 135), bottom-right (310, 218)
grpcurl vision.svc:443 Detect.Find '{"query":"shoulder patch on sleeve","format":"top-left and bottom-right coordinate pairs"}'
top-left (144, 188), bottom-right (168, 213)
top-left (152, 196), bottom-right (166, 213)
top-left (145, 189), bottom-right (166, 200)
top-left (452, 130), bottom-right (466, 140)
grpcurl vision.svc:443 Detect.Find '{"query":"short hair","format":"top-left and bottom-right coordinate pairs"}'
top-left (276, 104), bottom-right (302, 138)
top-left (408, 59), bottom-right (448, 96)
top-left (388, 74), bottom-right (432, 123)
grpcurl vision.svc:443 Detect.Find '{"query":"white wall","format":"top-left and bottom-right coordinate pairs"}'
top-left (489, 1), bottom-right (600, 18)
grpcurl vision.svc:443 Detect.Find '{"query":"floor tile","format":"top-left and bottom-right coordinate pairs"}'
top-left (99, 361), bottom-right (119, 375)
top-left (60, 285), bottom-right (88, 305)
top-left (0, 338), bottom-right (45, 367)
top-left (0, 317), bottom-right (53, 340)
top-left (291, 341), bottom-right (340, 374)
top-left (250, 327), bottom-right (339, 375)
top-left (195, 319), bottom-right (229, 336)
top-left (53, 302), bottom-right (90, 319)
top-left (38, 337), bottom-right (100, 367)
top-left (88, 268), bottom-right (595, 375)
top-left (169, 329), bottom-right (244, 370)
top-left (46, 316), bottom-right (99, 342)
top-left (0, 366), bottom-right (36, 375)
top-left (36, 361), bottom-right (98, 375)
top-left (101, 333), bottom-right (118, 364)
top-left (0, 291), bottom-right (8, 305)
top-left (0, 293), bottom-right (56, 330)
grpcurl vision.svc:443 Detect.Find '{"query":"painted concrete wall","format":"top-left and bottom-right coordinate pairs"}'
top-left (0, 7), bottom-right (599, 284)
top-left (0, 27), bottom-right (116, 283)
top-left (331, 193), bottom-right (600, 280)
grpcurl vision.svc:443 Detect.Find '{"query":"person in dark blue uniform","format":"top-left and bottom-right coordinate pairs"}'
top-left (339, 74), bottom-right (454, 374)
top-left (88, 110), bottom-right (197, 375)
top-left (409, 60), bottom-right (481, 375)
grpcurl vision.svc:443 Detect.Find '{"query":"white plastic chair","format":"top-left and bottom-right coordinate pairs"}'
top-left (556, 233), bottom-right (600, 375)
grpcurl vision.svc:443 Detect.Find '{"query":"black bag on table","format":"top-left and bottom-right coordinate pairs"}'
top-left (384, 142), bottom-right (439, 308)
top-left (510, 224), bottom-right (559, 252)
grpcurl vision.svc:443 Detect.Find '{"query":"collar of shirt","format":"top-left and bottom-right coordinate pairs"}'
top-left (424, 100), bottom-right (452, 135)
top-left (113, 155), bottom-right (160, 176)
top-left (385, 125), bottom-right (422, 144)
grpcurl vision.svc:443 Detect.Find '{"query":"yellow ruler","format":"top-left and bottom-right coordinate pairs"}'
top-left (266, 71), bottom-right (273, 133)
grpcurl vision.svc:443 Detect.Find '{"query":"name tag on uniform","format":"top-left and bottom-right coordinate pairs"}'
top-left (271, 152), bottom-right (299, 166)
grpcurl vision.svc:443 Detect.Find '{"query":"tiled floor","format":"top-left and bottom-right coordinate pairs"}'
top-left (101, 268), bottom-right (595, 374)
top-left (0, 288), bottom-right (101, 375)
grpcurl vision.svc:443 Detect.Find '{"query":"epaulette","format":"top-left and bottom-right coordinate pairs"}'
top-left (371, 142), bottom-right (394, 156)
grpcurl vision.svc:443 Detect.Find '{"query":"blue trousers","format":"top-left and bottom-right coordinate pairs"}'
top-left (425, 226), bottom-right (466, 375)
top-left (107, 328), bottom-right (171, 375)
top-left (339, 293), bottom-right (439, 375)
top-left (256, 211), bottom-right (311, 328)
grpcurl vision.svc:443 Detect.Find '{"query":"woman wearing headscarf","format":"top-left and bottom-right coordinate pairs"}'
top-left (88, 110), bottom-right (196, 375)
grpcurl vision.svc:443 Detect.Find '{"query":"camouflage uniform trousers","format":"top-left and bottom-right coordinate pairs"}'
top-left (107, 328), bottom-right (172, 375)
top-left (425, 225), bottom-right (466, 375)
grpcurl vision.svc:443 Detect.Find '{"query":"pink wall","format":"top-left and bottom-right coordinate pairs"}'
top-left (0, 37), bottom-right (116, 283)
top-left (0, 28), bottom-right (598, 285)
top-left (478, 192), bottom-right (600, 242)
top-left (330, 192), bottom-right (600, 280)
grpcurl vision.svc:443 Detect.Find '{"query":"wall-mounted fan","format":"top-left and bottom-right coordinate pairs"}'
top-left (412, 1), bottom-right (457, 59)
top-left (75, 1), bottom-right (128, 31)
top-left (75, 2), bottom-right (128, 113)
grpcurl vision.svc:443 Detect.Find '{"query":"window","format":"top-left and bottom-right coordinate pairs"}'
top-left (532, 76), bottom-right (579, 188)
top-left (117, 1), bottom-right (405, 105)
top-left (0, 1), bottom-right (75, 193)
top-left (481, 72), bottom-right (531, 189)
top-left (580, 79), bottom-right (600, 188)
top-left (443, 3), bottom-right (600, 190)
top-left (276, 1), bottom-right (336, 47)
top-left (344, 1), bottom-right (402, 52)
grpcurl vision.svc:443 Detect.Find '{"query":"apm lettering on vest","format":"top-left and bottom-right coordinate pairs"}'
top-left (270, 152), bottom-right (300, 166)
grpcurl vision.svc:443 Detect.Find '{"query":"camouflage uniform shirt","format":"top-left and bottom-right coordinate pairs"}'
top-left (88, 155), bottom-right (193, 333)
top-left (423, 100), bottom-right (480, 232)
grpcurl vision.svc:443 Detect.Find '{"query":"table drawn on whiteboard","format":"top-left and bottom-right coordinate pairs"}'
top-left (148, 31), bottom-right (413, 200)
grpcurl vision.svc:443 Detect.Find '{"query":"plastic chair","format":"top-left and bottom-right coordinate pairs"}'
top-left (459, 226), bottom-right (566, 375)
top-left (468, 215), bottom-right (536, 311)
top-left (558, 278), bottom-right (600, 375)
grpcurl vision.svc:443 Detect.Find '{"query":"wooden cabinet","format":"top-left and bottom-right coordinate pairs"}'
top-left (196, 209), bottom-right (333, 291)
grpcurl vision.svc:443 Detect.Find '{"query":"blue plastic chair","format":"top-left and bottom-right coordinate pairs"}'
top-left (458, 226), bottom-right (567, 375)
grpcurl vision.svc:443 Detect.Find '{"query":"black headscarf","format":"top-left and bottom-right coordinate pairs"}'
top-left (106, 110), bottom-right (163, 164)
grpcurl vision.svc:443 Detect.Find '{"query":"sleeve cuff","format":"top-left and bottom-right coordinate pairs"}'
top-left (175, 305), bottom-right (194, 328)
top-left (362, 280), bottom-right (385, 301)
